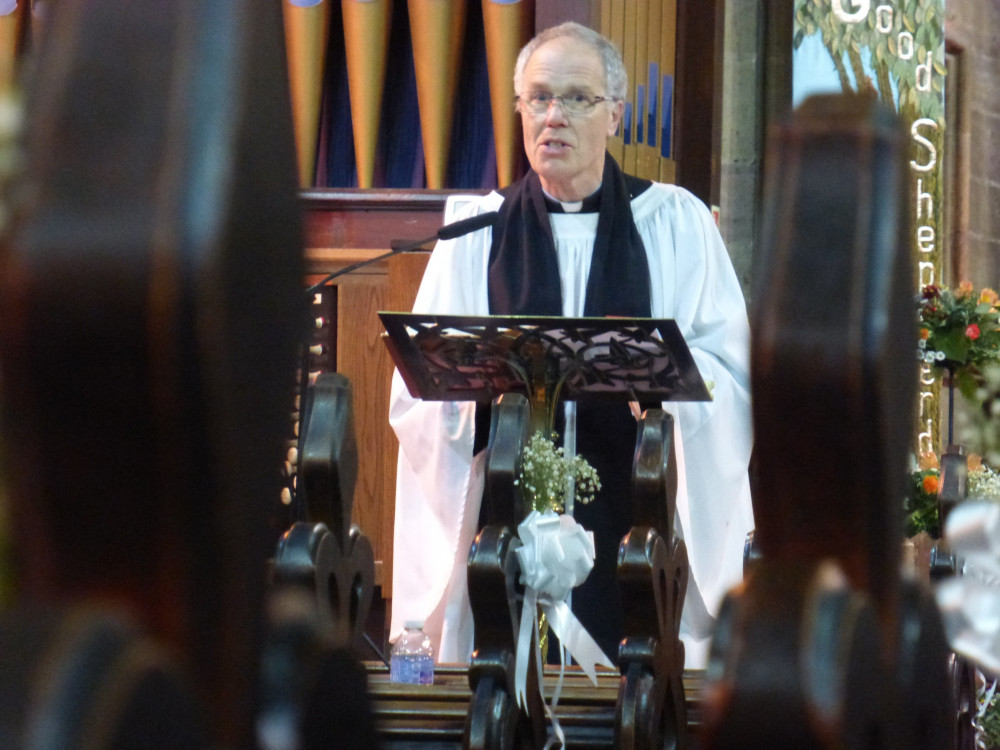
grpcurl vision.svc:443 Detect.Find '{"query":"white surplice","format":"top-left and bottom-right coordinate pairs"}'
top-left (389, 183), bottom-right (755, 668)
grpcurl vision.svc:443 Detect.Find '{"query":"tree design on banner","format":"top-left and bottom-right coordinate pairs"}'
top-left (794, 0), bottom-right (945, 120)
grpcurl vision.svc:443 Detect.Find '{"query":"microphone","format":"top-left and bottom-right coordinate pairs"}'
top-left (437, 211), bottom-right (500, 240)
top-left (305, 211), bottom-right (499, 295)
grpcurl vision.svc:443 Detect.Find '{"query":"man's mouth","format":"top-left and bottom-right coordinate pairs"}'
top-left (541, 139), bottom-right (570, 151)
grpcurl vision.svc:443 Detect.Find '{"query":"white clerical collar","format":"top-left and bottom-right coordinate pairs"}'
top-left (541, 187), bottom-right (584, 213)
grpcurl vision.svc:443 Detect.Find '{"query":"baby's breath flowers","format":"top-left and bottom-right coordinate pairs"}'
top-left (968, 462), bottom-right (1000, 505)
top-left (515, 430), bottom-right (601, 513)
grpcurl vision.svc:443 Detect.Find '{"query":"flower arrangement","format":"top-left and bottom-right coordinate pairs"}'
top-left (511, 430), bottom-right (608, 703)
top-left (981, 682), bottom-right (1000, 750)
top-left (905, 451), bottom-right (942, 538)
top-left (516, 430), bottom-right (601, 514)
top-left (904, 449), bottom-right (1000, 748)
top-left (905, 450), bottom-right (1000, 538)
top-left (917, 282), bottom-right (1000, 396)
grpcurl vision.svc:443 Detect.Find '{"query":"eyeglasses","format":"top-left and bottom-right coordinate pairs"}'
top-left (515, 91), bottom-right (616, 116)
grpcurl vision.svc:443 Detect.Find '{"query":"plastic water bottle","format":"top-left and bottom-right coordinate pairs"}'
top-left (389, 620), bottom-right (435, 685)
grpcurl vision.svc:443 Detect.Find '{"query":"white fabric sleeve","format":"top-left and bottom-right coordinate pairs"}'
top-left (387, 194), bottom-right (500, 659)
top-left (640, 185), bottom-right (755, 665)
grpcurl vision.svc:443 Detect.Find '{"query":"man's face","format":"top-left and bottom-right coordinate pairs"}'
top-left (518, 37), bottom-right (623, 202)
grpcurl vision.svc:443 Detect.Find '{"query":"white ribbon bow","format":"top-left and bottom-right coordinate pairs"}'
top-left (936, 501), bottom-right (1000, 676)
top-left (513, 511), bottom-right (615, 745)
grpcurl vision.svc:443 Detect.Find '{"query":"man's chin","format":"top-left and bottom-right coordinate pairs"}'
top-left (532, 161), bottom-right (574, 185)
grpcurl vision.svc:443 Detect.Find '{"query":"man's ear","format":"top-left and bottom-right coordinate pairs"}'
top-left (607, 99), bottom-right (625, 138)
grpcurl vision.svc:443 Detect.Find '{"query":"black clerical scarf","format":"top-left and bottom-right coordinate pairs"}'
top-left (487, 152), bottom-right (653, 318)
top-left (482, 153), bottom-right (654, 659)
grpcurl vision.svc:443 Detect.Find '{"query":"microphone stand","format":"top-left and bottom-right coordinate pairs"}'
top-left (304, 235), bottom-right (437, 296)
top-left (303, 210), bottom-right (499, 294)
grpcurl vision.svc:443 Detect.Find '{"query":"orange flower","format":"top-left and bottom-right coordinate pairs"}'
top-left (980, 287), bottom-right (998, 306)
top-left (919, 328), bottom-right (930, 340)
top-left (957, 280), bottom-right (975, 297)
top-left (922, 474), bottom-right (939, 495)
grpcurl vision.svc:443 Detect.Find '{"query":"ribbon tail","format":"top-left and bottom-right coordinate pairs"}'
top-left (515, 588), bottom-right (538, 711)
top-left (542, 600), bottom-right (615, 685)
top-left (540, 644), bottom-right (567, 750)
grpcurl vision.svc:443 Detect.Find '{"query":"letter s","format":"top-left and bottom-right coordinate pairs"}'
top-left (911, 118), bottom-right (938, 173)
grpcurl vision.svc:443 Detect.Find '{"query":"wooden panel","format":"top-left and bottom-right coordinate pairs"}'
top-left (301, 189), bottom-right (453, 249)
top-left (674, 0), bottom-right (720, 207)
top-left (337, 277), bottom-right (389, 577)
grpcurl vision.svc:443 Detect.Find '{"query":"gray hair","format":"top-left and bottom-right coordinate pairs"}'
top-left (513, 21), bottom-right (628, 101)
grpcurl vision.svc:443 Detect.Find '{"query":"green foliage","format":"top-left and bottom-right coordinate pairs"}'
top-left (904, 466), bottom-right (941, 538)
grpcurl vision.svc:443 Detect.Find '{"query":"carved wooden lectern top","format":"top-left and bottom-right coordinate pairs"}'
top-left (380, 313), bottom-right (711, 409)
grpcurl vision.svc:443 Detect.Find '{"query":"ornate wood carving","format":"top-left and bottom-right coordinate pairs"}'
top-left (272, 373), bottom-right (376, 650)
top-left (466, 394), bottom-right (690, 747)
top-left (465, 393), bottom-right (547, 750)
top-left (616, 409), bottom-right (689, 750)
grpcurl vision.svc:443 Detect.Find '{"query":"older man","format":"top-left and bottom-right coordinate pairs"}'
top-left (389, 22), bottom-right (754, 668)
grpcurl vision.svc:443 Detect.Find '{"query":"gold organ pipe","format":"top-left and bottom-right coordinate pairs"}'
top-left (282, 0), bottom-right (332, 187)
top-left (482, 0), bottom-right (533, 188)
top-left (342, 0), bottom-right (391, 189)
top-left (407, 0), bottom-right (466, 189)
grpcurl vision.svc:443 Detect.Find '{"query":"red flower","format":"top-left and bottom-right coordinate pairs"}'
top-left (966, 324), bottom-right (981, 340)
top-left (922, 284), bottom-right (941, 300)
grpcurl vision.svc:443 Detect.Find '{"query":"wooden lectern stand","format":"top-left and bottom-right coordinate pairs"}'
top-left (382, 312), bottom-right (710, 750)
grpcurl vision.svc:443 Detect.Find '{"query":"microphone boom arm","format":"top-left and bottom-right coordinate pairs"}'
top-left (303, 210), bottom-right (499, 295)
top-left (304, 240), bottom-right (433, 295)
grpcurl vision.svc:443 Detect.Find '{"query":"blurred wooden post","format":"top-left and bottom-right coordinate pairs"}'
top-left (700, 94), bottom-right (952, 750)
top-left (0, 2), bottom-right (304, 746)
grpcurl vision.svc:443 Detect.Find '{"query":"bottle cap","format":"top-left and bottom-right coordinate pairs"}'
top-left (403, 619), bottom-right (425, 630)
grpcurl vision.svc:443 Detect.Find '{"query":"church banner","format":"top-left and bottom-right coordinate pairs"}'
top-left (792, 0), bottom-right (947, 455)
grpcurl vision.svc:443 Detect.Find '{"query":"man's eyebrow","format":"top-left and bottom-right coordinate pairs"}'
top-left (526, 84), bottom-right (595, 94)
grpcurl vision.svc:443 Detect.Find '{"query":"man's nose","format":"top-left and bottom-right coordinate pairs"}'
top-left (544, 98), bottom-right (569, 125)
